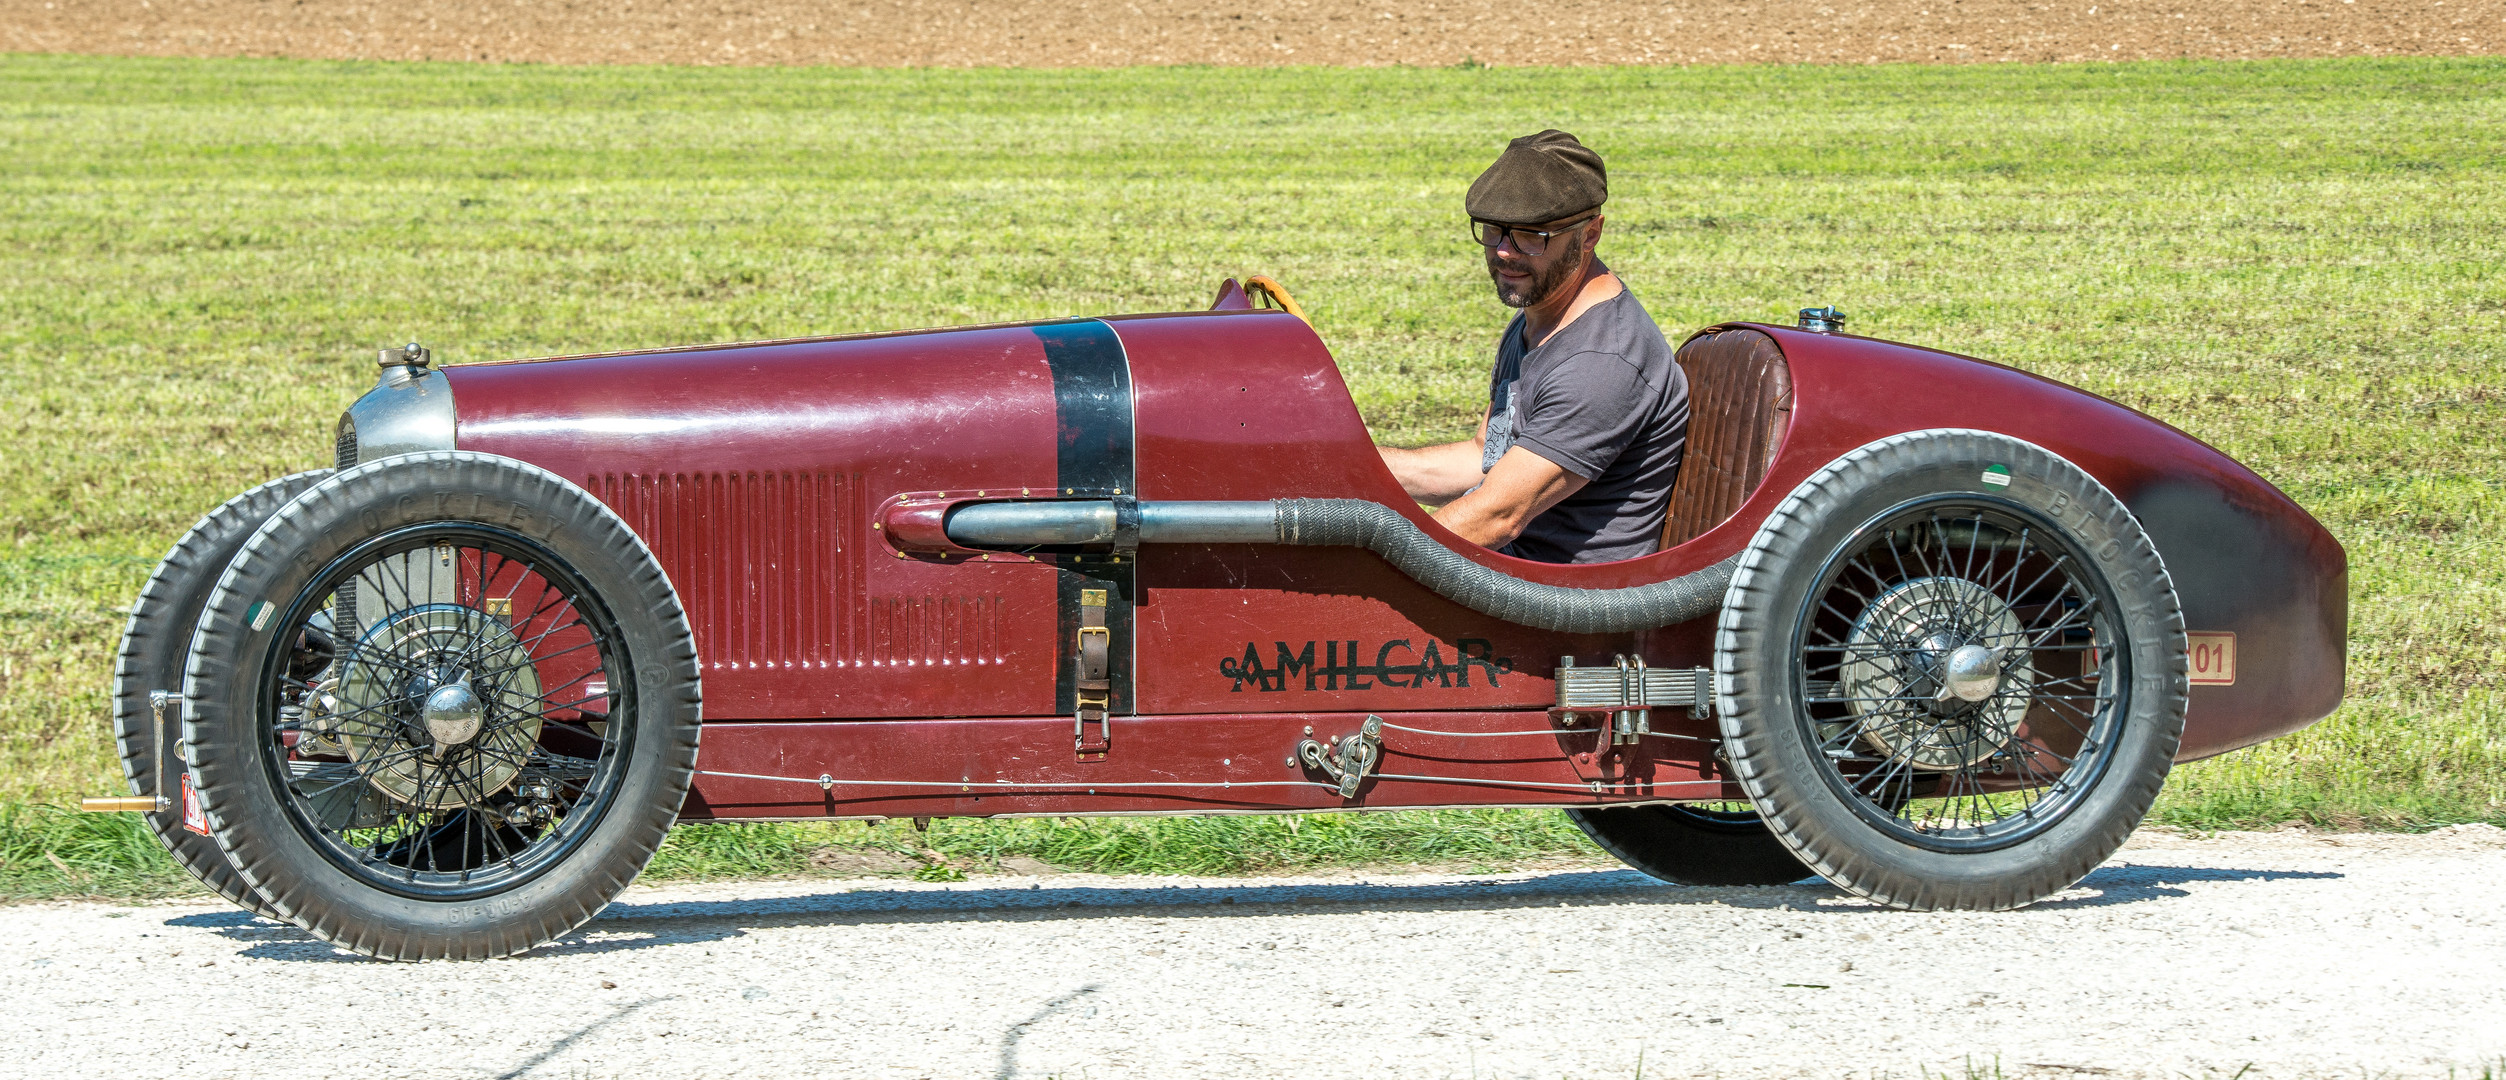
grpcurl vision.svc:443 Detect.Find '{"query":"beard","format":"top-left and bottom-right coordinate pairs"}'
top-left (1486, 229), bottom-right (1585, 309)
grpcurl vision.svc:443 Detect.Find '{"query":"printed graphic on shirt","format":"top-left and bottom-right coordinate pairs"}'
top-left (1481, 384), bottom-right (1517, 473)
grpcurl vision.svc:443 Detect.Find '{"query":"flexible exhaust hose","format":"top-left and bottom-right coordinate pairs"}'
top-left (944, 497), bottom-right (1736, 633)
top-left (1272, 499), bottom-right (1736, 634)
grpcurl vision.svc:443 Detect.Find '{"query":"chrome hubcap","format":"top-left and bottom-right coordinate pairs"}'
top-left (1942, 644), bottom-right (2003, 702)
top-left (422, 681), bottom-right (484, 749)
top-left (1835, 576), bottom-right (2037, 771)
top-left (332, 603), bottom-right (544, 808)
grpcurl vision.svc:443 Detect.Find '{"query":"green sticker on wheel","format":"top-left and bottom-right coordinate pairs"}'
top-left (246, 599), bottom-right (273, 631)
top-left (1981, 463), bottom-right (2012, 488)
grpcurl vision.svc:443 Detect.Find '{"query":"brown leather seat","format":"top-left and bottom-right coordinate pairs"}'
top-left (1660, 327), bottom-right (1794, 550)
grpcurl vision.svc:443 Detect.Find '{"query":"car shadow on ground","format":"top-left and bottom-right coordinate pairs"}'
top-left (2030, 861), bottom-right (2342, 909)
top-left (173, 860), bottom-right (2342, 962)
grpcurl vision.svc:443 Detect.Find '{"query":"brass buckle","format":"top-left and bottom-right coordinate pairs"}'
top-left (1074, 588), bottom-right (1112, 760)
top-left (1074, 697), bottom-right (1112, 760)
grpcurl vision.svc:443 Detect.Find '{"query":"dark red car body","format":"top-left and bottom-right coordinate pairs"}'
top-left (440, 308), bottom-right (2346, 822)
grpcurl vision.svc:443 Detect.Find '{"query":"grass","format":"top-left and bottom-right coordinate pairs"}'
top-left (646, 808), bottom-right (1601, 881)
top-left (1, 54), bottom-right (2501, 895)
top-left (0, 801), bottom-right (1602, 900)
top-left (0, 803), bottom-right (197, 898)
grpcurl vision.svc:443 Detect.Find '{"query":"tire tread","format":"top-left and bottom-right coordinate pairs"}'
top-left (1715, 430), bottom-right (2188, 911)
top-left (184, 452), bottom-right (701, 960)
top-left (112, 470), bottom-right (329, 920)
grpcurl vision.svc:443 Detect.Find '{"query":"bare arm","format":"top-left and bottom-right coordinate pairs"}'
top-left (1432, 446), bottom-right (1590, 549)
top-left (1377, 409), bottom-right (1492, 506)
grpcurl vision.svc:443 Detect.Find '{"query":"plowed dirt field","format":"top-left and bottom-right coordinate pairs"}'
top-left (3, 0), bottom-right (2500, 67)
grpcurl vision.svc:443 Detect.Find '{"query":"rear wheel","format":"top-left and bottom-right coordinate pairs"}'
top-left (1566, 802), bottom-right (1812, 886)
top-left (1717, 430), bottom-right (2187, 911)
top-left (113, 471), bottom-right (329, 919)
top-left (185, 452), bottom-right (701, 960)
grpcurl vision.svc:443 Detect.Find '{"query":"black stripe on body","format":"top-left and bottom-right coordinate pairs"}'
top-left (1037, 320), bottom-right (1136, 719)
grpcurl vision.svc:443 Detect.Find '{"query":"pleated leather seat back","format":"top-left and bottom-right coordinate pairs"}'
top-left (1660, 327), bottom-right (1794, 550)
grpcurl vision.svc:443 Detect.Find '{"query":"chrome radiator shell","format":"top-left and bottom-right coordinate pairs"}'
top-left (338, 349), bottom-right (455, 467)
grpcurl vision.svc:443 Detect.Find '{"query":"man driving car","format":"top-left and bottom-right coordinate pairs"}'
top-left (1377, 129), bottom-right (1690, 565)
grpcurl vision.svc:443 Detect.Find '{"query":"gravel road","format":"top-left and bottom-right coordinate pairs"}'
top-left (4, 826), bottom-right (2499, 1080)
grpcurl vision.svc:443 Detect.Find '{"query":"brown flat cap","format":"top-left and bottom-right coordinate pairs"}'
top-left (1465, 129), bottom-right (1607, 225)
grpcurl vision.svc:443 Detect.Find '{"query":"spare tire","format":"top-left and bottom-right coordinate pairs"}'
top-left (113, 470), bottom-right (329, 920)
top-left (184, 452), bottom-right (701, 960)
top-left (1717, 429), bottom-right (2187, 911)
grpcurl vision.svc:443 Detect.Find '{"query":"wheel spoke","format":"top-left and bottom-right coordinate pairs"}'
top-left (1793, 496), bottom-right (2133, 846)
top-left (256, 528), bottom-right (632, 897)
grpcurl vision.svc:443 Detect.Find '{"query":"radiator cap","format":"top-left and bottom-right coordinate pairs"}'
top-left (377, 341), bottom-right (433, 387)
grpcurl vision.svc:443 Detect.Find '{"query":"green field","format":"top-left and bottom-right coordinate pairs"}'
top-left (2, 53), bottom-right (2500, 895)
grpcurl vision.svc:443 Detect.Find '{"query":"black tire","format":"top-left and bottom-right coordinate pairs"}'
top-left (1566, 803), bottom-right (1813, 886)
top-left (184, 452), bottom-right (701, 960)
top-left (1717, 429), bottom-right (2187, 911)
top-left (113, 470), bottom-right (330, 920)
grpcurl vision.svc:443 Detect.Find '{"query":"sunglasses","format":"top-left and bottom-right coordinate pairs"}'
top-left (1469, 215), bottom-right (1597, 258)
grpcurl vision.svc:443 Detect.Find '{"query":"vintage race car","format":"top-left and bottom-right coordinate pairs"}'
top-left (90, 279), bottom-right (2345, 959)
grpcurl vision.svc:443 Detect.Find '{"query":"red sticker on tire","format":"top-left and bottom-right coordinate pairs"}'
top-left (180, 774), bottom-right (209, 836)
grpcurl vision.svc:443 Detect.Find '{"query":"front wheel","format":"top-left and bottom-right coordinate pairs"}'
top-left (185, 452), bottom-right (702, 960)
top-left (115, 470), bottom-right (329, 920)
top-left (1717, 429), bottom-right (2188, 911)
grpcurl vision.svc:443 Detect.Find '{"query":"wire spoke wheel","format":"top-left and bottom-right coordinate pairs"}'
top-left (262, 525), bottom-right (631, 898)
top-left (1796, 500), bottom-right (2124, 852)
top-left (186, 452), bottom-right (701, 960)
top-left (1717, 430), bottom-right (2186, 911)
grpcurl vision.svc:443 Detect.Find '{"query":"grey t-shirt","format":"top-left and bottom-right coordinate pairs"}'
top-left (1479, 288), bottom-right (1689, 564)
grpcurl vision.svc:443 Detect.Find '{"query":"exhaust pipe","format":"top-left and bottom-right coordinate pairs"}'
top-left (945, 498), bottom-right (1734, 634)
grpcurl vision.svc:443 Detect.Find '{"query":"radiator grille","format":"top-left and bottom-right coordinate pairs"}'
top-left (331, 416), bottom-right (359, 636)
